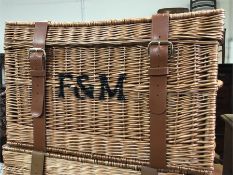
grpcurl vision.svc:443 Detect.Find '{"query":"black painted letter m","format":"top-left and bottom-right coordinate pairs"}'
top-left (99, 74), bottom-right (126, 101)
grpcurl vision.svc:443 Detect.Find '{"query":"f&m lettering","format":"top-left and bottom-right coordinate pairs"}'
top-left (58, 73), bottom-right (126, 101)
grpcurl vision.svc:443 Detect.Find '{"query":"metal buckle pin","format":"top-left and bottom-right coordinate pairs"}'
top-left (28, 48), bottom-right (46, 57)
top-left (148, 40), bottom-right (174, 57)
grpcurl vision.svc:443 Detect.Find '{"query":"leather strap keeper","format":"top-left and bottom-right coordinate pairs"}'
top-left (29, 22), bottom-right (48, 175)
top-left (148, 67), bottom-right (169, 76)
top-left (149, 14), bottom-right (169, 169)
top-left (31, 70), bottom-right (46, 77)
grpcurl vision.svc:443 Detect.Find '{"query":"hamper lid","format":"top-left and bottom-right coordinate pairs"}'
top-left (5, 9), bottom-right (224, 49)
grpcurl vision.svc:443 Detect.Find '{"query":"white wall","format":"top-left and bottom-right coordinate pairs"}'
top-left (0, 0), bottom-right (189, 52)
top-left (217, 0), bottom-right (233, 63)
top-left (0, 0), bottom-right (232, 63)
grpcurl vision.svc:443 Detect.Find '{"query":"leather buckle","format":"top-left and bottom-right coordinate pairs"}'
top-left (29, 48), bottom-right (46, 58)
top-left (148, 40), bottom-right (174, 56)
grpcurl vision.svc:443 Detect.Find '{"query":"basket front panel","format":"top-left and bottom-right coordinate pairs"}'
top-left (5, 44), bottom-right (151, 163)
top-left (45, 45), bottom-right (151, 161)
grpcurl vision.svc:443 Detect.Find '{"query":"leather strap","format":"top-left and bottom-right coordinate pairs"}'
top-left (30, 22), bottom-right (48, 119)
top-left (31, 151), bottom-right (45, 175)
top-left (29, 22), bottom-right (48, 175)
top-left (141, 166), bottom-right (158, 175)
top-left (149, 14), bottom-right (169, 169)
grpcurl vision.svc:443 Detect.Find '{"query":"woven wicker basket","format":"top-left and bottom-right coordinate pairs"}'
top-left (3, 9), bottom-right (224, 174)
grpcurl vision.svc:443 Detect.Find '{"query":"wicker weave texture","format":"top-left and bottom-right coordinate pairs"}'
top-left (3, 145), bottom-right (140, 175)
top-left (3, 147), bottom-right (185, 175)
top-left (4, 9), bottom-right (224, 174)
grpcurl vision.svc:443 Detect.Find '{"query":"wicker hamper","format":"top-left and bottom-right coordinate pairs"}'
top-left (3, 9), bottom-right (224, 175)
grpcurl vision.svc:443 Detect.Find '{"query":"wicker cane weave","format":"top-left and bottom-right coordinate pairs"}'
top-left (3, 145), bottom-right (184, 175)
top-left (3, 145), bottom-right (141, 175)
top-left (4, 9), bottom-right (224, 174)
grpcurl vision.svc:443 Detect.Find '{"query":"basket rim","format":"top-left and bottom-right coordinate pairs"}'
top-left (5, 9), bottom-right (224, 27)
